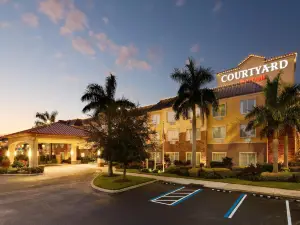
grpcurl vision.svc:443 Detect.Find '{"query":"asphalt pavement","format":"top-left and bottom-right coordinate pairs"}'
top-left (0, 172), bottom-right (300, 225)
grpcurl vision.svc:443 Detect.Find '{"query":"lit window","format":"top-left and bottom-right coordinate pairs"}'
top-left (167, 111), bottom-right (176, 123)
top-left (167, 130), bottom-right (179, 141)
top-left (212, 126), bottom-right (226, 139)
top-left (240, 124), bottom-right (255, 138)
top-left (188, 107), bottom-right (201, 119)
top-left (239, 152), bottom-right (256, 167)
top-left (166, 152), bottom-right (179, 162)
top-left (212, 152), bottom-right (226, 162)
top-left (213, 104), bottom-right (226, 117)
top-left (240, 99), bottom-right (256, 114)
top-left (152, 114), bottom-right (160, 125)
top-left (186, 152), bottom-right (201, 165)
top-left (186, 129), bottom-right (201, 141)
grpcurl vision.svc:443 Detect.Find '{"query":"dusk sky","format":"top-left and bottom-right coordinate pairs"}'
top-left (0, 0), bottom-right (300, 134)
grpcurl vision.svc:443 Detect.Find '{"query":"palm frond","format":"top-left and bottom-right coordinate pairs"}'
top-left (35, 112), bottom-right (47, 122)
top-left (170, 68), bottom-right (190, 84)
top-left (105, 74), bottom-right (117, 100)
top-left (50, 111), bottom-right (58, 122)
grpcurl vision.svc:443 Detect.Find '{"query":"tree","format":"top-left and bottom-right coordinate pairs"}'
top-left (88, 106), bottom-right (155, 180)
top-left (35, 111), bottom-right (58, 127)
top-left (246, 73), bottom-right (300, 172)
top-left (170, 58), bottom-right (218, 167)
top-left (35, 111), bottom-right (58, 160)
top-left (81, 74), bottom-right (135, 176)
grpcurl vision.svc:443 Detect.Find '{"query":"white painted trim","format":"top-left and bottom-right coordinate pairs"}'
top-left (185, 152), bottom-right (202, 165)
top-left (239, 152), bottom-right (257, 167)
top-left (212, 152), bottom-right (227, 162)
top-left (213, 103), bottom-right (227, 118)
top-left (240, 99), bottom-right (256, 115)
top-left (90, 176), bottom-right (156, 194)
top-left (212, 126), bottom-right (226, 139)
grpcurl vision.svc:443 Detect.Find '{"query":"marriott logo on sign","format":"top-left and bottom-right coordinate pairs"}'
top-left (221, 60), bottom-right (288, 83)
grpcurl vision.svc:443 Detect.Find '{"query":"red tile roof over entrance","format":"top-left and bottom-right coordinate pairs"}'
top-left (4, 122), bottom-right (89, 138)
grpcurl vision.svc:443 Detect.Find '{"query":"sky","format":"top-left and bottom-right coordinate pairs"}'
top-left (0, 0), bottom-right (300, 134)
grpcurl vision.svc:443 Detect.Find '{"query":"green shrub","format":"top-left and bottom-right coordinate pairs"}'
top-left (203, 171), bottom-right (223, 179)
top-left (291, 173), bottom-right (300, 183)
top-left (1, 158), bottom-right (10, 168)
top-left (12, 160), bottom-right (25, 168)
top-left (165, 166), bottom-right (180, 174)
top-left (0, 168), bottom-right (7, 174)
top-left (188, 168), bottom-right (200, 177)
top-left (222, 157), bottom-right (233, 169)
top-left (140, 168), bottom-right (150, 173)
top-left (260, 172), bottom-right (293, 182)
top-left (210, 161), bottom-right (225, 168)
top-left (232, 166), bottom-right (244, 172)
top-left (258, 163), bottom-right (282, 172)
top-left (15, 154), bottom-right (29, 161)
top-left (152, 169), bottom-right (159, 173)
top-left (238, 164), bottom-right (262, 181)
top-left (179, 167), bottom-right (190, 176)
top-left (289, 161), bottom-right (300, 167)
top-left (290, 167), bottom-right (300, 172)
top-left (201, 168), bottom-right (234, 178)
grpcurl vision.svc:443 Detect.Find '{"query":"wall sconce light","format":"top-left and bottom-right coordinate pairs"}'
top-left (6, 151), bottom-right (10, 157)
top-left (97, 150), bottom-right (101, 156)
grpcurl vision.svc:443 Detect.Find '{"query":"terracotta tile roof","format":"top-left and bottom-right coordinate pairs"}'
top-left (4, 122), bottom-right (89, 138)
top-left (142, 82), bottom-right (262, 112)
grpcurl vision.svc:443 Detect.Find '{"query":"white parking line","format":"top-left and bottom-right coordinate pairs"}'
top-left (224, 194), bottom-right (247, 219)
top-left (286, 200), bottom-right (292, 225)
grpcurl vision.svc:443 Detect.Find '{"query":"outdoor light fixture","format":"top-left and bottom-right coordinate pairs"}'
top-left (70, 150), bottom-right (74, 156)
top-left (6, 151), bottom-right (10, 157)
top-left (14, 151), bottom-right (17, 156)
top-left (97, 150), bottom-right (101, 156)
top-left (46, 120), bottom-right (51, 124)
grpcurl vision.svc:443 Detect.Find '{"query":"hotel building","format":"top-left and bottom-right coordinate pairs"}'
top-left (144, 52), bottom-right (298, 167)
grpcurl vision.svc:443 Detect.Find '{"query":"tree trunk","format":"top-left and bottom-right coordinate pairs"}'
top-left (191, 104), bottom-right (197, 168)
top-left (153, 151), bottom-right (157, 170)
top-left (273, 131), bottom-right (279, 173)
top-left (108, 161), bottom-right (113, 176)
top-left (123, 164), bottom-right (127, 180)
top-left (284, 135), bottom-right (289, 168)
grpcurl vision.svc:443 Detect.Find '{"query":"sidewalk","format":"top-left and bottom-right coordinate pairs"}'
top-left (117, 172), bottom-right (300, 200)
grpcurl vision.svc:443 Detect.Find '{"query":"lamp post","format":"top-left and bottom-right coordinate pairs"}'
top-left (97, 150), bottom-right (101, 167)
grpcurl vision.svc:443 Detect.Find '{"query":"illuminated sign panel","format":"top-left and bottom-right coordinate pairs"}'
top-left (221, 60), bottom-right (288, 83)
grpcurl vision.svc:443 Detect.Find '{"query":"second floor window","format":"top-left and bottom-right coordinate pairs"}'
top-left (240, 99), bottom-right (256, 114)
top-left (167, 130), bottom-right (179, 141)
top-left (240, 124), bottom-right (255, 138)
top-left (213, 104), bottom-right (226, 117)
top-left (212, 126), bottom-right (226, 139)
top-left (167, 111), bottom-right (176, 123)
top-left (187, 107), bottom-right (200, 119)
top-left (151, 114), bottom-right (160, 125)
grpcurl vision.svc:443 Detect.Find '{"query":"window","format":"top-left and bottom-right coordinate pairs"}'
top-left (240, 99), bottom-right (256, 114)
top-left (167, 130), bottom-right (179, 141)
top-left (240, 124), bottom-right (255, 138)
top-left (186, 152), bottom-right (201, 165)
top-left (213, 104), bottom-right (226, 117)
top-left (212, 152), bottom-right (227, 162)
top-left (212, 126), bottom-right (226, 139)
top-left (186, 129), bottom-right (201, 141)
top-left (166, 152), bottom-right (179, 163)
top-left (151, 114), bottom-right (160, 125)
top-left (239, 152), bottom-right (257, 167)
top-left (188, 107), bottom-right (201, 119)
top-left (167, 111), bottom-right (176, 123)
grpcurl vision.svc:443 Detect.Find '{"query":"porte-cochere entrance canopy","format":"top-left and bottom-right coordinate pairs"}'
top-left (3, 122), bottom-right (89, 167)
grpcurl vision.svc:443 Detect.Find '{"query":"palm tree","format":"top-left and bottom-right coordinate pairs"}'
top-left (35, 111), bottom-right (58, 127)
top-left (81, 74), bottom-right (135, 176)
top-left (35, 111), bottom-right (58, 160)
top-left (170, 58), bottom-right (218, 168)
top-left (246, 73), bottom-right (300, 172)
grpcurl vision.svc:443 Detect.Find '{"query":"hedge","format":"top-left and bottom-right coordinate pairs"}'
top-left (260, 172), bottom-right (300, 182)
top-left (0, 166), bottom-right (44, 174)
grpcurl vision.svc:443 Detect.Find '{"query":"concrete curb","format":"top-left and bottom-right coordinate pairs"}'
top-left (120, 172), bottom-right (300, 200)
top-left (90, 175), bottom-right (157, 194)
top-left (0, 173), bottom-right (44, 176)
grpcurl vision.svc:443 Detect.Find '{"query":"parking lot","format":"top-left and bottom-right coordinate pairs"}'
top-left (1, 176), bottom-right (300, 225)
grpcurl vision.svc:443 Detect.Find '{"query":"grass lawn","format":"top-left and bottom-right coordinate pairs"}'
top-left (115, 169), bottom-right (300, 191)
top-left (93, 173), bottom-right (154, 190)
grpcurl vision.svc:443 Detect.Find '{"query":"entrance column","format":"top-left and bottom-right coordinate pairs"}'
top-left (7, 142), bottom-right (15, 164)
top-left (29, 139), bottom-right (38, 167)
top-left (71, 144), bottom-right (77, 164)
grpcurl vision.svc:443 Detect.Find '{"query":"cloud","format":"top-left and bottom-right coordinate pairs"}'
top-left (39, 0), bottom-right (67, 23)
top-left (22, 13), bottom-right (39, 27)
top-left (60, 8), bottom-right (88, 35)
top-left (92, 32), bottom-right (151, 71)
top-left (72, 37), bottom-right (95, 55)
top-left (213, 0), bottom-right (222, 12)
top-left (190, 44), bottom-right (200, 53)
top-left (54, 52), bottom-right (63, 59)
top-left (102, 17), bottom-right (109, 25)
top-left (175, 0), bottom-right (186, 7)
top-left (147, 47), bottom-right (163, 63)
top-left (0, 22), bottom-right (10, 28)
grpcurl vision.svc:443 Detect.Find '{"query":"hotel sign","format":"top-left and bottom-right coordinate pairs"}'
top-left (221, 59), bottom-right (288, 83)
